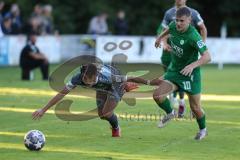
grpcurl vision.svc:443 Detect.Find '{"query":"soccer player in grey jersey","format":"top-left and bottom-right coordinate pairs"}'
top-left (160, 0), bottom-right (207, 41)
top-left (32, 63), bottom-right (148, 137)
top-left (156, 0), bottom-right (207, 118)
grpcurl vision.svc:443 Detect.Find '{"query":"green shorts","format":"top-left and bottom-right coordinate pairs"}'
top-left (164, 69), bottom-right (201, 95)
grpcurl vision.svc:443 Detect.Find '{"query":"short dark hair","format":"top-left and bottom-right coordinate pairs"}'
top-left (27, 33), bottom-right (37, 41)
top-left (84, 63), bottom-right (97, 78)
top-left (176, 6), bottom-right (191, 17)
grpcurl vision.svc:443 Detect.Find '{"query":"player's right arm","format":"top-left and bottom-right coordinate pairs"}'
top-left (156, 9), bottom-right (173, 51)
top-left (161, 31), bottom-right (172, 52)
top-left (32, 74), bottom-right (80, 120)
top-left (32, 86), bottom-right (71, 120)
top-left (155, 28), bottom-right (169, 48)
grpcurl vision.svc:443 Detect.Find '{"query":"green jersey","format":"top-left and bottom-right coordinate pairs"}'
top-left (163, 21), bottom-right (207, 95)
top-left (168, 21), bottom-right (207, 72)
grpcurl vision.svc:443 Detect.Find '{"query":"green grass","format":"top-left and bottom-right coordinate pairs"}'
top-left (0, 64), bottom-right (240, 160)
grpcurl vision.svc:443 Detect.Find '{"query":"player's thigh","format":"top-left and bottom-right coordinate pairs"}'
top-left (153, 80), bottom-right (178, 100)
top-left (102, 94), bottom-right (119, 117)
top-left (96, 91), bottom-right (108, 116)
top-left (23, 59), bottom-right (45, 70)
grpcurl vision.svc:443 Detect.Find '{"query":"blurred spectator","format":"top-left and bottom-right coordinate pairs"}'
top-left (5, 3), bottom-right (22, 34)
top-left (114, 10), bottom-right (128, 35)
top-left (0, 23), bottom-right (3, 37)
top-left (0, 1), bottom-right (4, 24)
top-left (23, 17), bottom-right (42, 35)
top-left (32, 4), bottom-right (44, 30)
top-left (1, 16), bottom-right (12, 34)
top-left (42, 4), bottom-right (54, 34)
top-left (88, 12), bottom-right (109, 35)
top-left (19, 33), bottom-right (49, 80)
top-left (23, 4), bottom-right (44, 35)
top-left (31, 4), bottom-right (43, 18)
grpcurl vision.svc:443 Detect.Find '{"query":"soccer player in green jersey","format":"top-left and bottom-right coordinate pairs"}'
top-left (156, 0), bottom-right (207, 118)
top-left (152, 7), bottom-right (211, 140)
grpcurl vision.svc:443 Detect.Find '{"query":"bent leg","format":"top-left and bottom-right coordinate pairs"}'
top-left (97, 92), bottom-right (119, 129)
top-left (153, 80), bottom-right (178, 114)
top-left (39, 60), bottom-right (49, 80)
top-left (188, 94), bottom-right (206, 130)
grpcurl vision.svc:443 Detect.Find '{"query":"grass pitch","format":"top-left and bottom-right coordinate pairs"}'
top-left (0, 64), bottom-right (240, 160)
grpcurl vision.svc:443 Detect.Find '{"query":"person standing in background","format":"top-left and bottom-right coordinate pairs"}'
top-left (114, 10), bottom-right (128, 35)
top-left (5, 3), bottom-right (22, 34)
top-left (0, 1), bottom-right (5, 24)
top-left (88, 12), bottom-right (109, 35)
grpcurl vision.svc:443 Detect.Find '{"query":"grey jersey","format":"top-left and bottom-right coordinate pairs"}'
top-left (65, 64), bottom-right (125, 102)
top-left (161, 7), bottom-right (204, 29)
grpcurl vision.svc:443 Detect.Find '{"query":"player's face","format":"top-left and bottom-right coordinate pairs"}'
top-left (83, 75), bottom-right (97, 86)
top-left (176, 15), bottom-right (191, 32)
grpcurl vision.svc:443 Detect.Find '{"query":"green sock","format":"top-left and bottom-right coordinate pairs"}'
top-left (173, 91), bottom-right (177, 98)
top-left (196, 114), bottom-right (206, 129)
top-left (157, 98), bottom-right (173, 114)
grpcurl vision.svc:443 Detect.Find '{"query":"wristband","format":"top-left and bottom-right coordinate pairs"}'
top-left (147, 80), bottom-right (151, 85)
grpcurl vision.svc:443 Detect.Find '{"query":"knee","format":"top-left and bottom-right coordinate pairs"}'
top-left (190, 105), bottom-right (201, 112)
top-left (98, 112), bottom-right (107, 120)
top-left (99, 111), bottom-right (112, 120)
top-left (153, 93), bottom-right (165, 103)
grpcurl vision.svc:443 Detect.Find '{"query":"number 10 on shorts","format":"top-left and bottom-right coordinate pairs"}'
top-left (183, 81), bottom-right (191, 90)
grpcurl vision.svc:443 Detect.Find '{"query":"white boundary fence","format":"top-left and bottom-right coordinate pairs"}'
top-left (1, 35), bottom-right (240, 66)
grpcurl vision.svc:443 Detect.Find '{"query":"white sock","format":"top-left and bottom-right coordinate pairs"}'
top-left (179, 98), bottom-right (185, 106)
top-left (200, 128), bottom-right (207, 132)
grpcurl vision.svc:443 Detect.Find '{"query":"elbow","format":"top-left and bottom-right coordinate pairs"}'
top-left (208, 57), bottom-right (211, 63)
top-left (204, 51), bottom-right (211, 64)
top-left (207, 54), bottom-right (211, 63)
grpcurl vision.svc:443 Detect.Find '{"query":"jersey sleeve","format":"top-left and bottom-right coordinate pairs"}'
top-left (191, 9), bottom-right (204, 26)
top-left (191, 31), bottom-right (207, 55)
top-left (156, 24), bottom-right (164, 35)
top-left (65, 73), bottom-right (81, 91)
top-left (113, 75), bottom-right (127, 82)
top-left (168, 21), bottom-right (176, 33)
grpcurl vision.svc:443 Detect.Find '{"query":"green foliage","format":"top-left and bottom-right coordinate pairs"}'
top-left (2, 0), bottom-right (240, 36)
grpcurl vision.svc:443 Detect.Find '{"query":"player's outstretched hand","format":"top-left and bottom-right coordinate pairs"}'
top-left (124, 82), bottom-right (139, 92)
top-left (32, 109), bottom-right (45, 120)
top-left (155, 37), bottom-right (162, 48)
top-left (180, 64), bottom-right (195, 77)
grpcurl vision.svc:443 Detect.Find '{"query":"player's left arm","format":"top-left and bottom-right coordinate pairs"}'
top-left (180, 50), bottom-right (211, 77)
top-left (193, 10), bottom-right (208, 42)
top-left (127, 77), bottom-right (149, 85)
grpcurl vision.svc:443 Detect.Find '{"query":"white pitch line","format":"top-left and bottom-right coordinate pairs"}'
top-left (1, 87), bottom-right (240, 101)
top-left (0, 107), bottom-right (240, 126)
